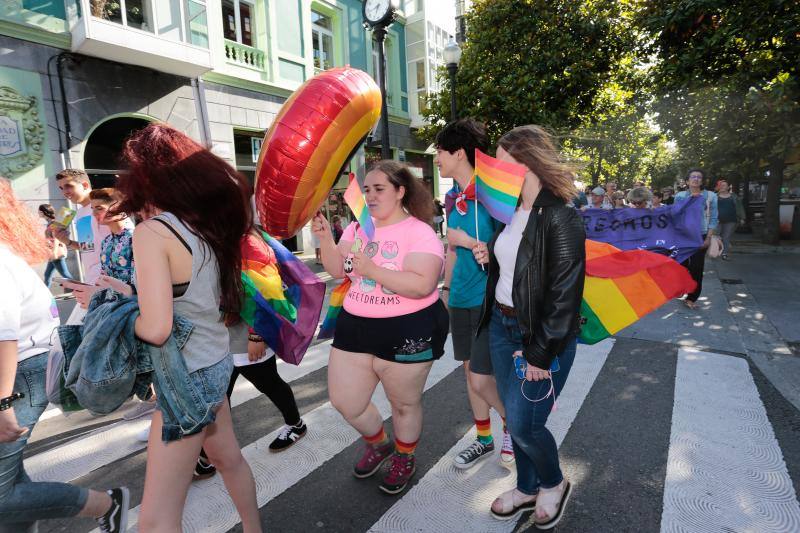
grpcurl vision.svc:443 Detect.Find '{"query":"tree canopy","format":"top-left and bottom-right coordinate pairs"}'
top-left (420, 0), bottom-right (800, 242)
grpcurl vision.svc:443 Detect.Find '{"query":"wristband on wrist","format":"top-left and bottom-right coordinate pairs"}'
top-left (0, 392), bottom-right (24, 411)
top-left (248, 334), bottom-right (264, 342)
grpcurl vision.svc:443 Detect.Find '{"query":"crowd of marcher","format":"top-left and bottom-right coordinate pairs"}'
top-left (1, 118), bottom-right (722, 532)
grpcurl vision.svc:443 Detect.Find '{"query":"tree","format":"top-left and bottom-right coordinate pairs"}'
top-left (640, 0), bottom-right (800, 243)
top-left (418, 0), bottom-right (636, 145)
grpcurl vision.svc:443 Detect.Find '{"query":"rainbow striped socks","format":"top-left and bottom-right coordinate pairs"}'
top-left (364, 427), bottom-right (389, 447)
top-left (395, 438), bottom-right (418, 456)
top-left (476, 418), bottom-right (493, 445)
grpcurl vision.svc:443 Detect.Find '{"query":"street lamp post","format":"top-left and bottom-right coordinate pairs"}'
top-left (443, 38), bottom-right (462, 122)
top-left (374, 26), bottom-right (392, 160)
top-left (363, 0), bottom-right (397, 160)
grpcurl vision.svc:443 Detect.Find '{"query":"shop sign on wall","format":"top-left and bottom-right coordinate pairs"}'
top-left (0, 86), bottom-right (44, 178)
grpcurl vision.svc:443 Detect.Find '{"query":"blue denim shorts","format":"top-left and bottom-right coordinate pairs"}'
top-left (188, 355), bottom-right (234, 409)
top-left (152, 355), bottom-right (234, 414)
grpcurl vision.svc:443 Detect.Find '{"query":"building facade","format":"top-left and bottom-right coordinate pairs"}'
top-left (0, 0), bottom-right (446, 253)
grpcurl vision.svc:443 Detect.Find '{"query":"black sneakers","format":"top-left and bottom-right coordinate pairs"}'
top-left (193, 454), bottom-right (217, 481)
top-left (453, 439), bottom-right (495, 470)
top-left (96, 487), bottom-right (130, 533)
top-left (269, 420), bottom-right (307, 452)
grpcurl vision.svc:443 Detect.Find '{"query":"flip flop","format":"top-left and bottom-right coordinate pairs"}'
top-left (490, 488), bottom-right (536, 521)
top-left (533, 480), bottom-right (572, 530)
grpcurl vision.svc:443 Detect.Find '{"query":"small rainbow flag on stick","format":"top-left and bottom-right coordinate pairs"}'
top-left (343, 173), bottom-right (375, 241)
top-left (474, 149), bottom-right (526, 225)
top-left (579, 240), bottom-right (696, 344)
top-left (317, 279), bottom-right (350, 339)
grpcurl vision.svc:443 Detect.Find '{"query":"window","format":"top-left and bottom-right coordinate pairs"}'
top-left (415, 60), bottom-right (425, 90)
top-left (222, 0), bottom-right (254, 46)
top-left (90, 0), bottom-right (154, 33)
top-left (311, 10), bottom-right (335, 72)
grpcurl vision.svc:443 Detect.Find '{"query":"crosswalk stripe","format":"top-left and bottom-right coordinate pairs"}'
top-left (368, 339), bottom-right (614, 532)
top-left (93, 340), bottom-right (462, 533)
top-left (661, 349), bottom-right (800, 532)
top-left (26, 341), bottom-right (333, 483)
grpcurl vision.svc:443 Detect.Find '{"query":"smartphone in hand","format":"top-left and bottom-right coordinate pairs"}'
top-left (53, 277), bottom-right (92, 287)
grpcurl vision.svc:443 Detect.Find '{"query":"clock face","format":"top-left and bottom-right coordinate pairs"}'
top-left (364, 0), bottom-right (391, 24)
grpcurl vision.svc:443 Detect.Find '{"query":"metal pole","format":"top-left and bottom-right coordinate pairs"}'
top-left (375, 26), bottom-right (392, 160)
top-left (448, 63), bottom-right (458, 121)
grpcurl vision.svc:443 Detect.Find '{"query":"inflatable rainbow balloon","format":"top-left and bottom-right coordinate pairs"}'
top-left (254, 67), bottom-right (382, 238)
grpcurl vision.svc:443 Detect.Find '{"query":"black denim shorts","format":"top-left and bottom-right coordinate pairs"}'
top-left (332, 301), bottom-right (450, 364)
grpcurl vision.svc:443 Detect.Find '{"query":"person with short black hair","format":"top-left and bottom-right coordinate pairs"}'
top-left (436, 119), bottom-right (515, 471)
top-left (89, 188), bottom-right (135, 286)
top-left (652, 191), bottom-right (664, 208)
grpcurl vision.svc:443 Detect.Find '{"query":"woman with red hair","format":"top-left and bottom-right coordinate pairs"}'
top-left (109, 124), bottom-right (261, 532)
top-left (0, 179), bottom-right (130, 532)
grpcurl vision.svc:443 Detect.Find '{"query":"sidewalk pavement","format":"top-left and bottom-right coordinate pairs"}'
top-left (617, 238), bottom-right (800, 412)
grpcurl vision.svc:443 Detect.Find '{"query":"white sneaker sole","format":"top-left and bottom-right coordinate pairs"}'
top-left (453, 448), bottom-right (494, 470)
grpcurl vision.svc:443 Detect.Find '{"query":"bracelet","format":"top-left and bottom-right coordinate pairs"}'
top-left (0, 392), bottom-right (24, 411)
top-left (248, 334), bottom-right (264, 343)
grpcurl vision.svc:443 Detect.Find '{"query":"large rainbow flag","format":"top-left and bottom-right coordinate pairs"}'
top-left (241, 231), bottom-right (325, 365)
top-left (315, 242), bottom-right (694, 345)
top-left (579, 240), bottom-right (696, 344)
top-left (474, 149), bottom-right (526, 225)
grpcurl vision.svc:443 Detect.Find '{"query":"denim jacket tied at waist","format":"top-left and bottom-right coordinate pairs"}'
top-left (58, 289), bottom-right (218, 441)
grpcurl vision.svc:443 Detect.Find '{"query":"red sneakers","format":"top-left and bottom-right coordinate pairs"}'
top-left (379, 453), bottom-right (416, 494)
top-left (353, 441), bottom-right (393, 478)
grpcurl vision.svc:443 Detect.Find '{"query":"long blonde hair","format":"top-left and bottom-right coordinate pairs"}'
top-left (0, 178), bottom-right (49, 265)
top-left (497, 125), bottom-right (578, 203)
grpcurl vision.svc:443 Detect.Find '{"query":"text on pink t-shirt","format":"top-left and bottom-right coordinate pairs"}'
top-left (340, 217), bottom-right (444, 318)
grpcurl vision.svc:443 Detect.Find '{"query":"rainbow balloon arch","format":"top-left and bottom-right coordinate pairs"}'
top-left (254, 67), bottom-right (382, 239)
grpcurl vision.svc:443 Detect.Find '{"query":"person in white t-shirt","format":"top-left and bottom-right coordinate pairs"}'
top-left (0, 178), bottom-right (129, 532)
top-left (52, 169), bottom-right (111, 285)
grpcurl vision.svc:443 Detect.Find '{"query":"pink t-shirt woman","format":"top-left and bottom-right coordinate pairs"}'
top-left (340, 217), bottom-right (444, 318)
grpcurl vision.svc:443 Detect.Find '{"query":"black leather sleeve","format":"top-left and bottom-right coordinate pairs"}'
top-left (523, 207), bottom-right (586, 369)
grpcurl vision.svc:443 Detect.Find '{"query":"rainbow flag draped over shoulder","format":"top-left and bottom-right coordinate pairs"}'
top-left (241, 231), bottom-right (325, 365)
top-left (474, 149), bottom-right (526, 225)
top-left (579, 240), bottom-right (696, 344)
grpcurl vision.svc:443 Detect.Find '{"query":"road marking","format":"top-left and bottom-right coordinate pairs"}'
top-left (369, 339), bottom-right (614, 532)
top-left (660, 349), bottom-right (800, 532)
top-left (26, 342), bottom-right (333, 483)
top-left (96, 340), bottom-right (461, 533)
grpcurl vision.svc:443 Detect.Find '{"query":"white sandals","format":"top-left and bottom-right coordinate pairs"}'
top-left (490, 488), bottom-right (536, 521)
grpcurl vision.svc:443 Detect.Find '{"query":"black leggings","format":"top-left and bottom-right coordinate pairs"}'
top-left (225, 355), bottom-right (300, 425)
top-left (199, 356), bottom-right (300, 464)
top-left (682, 234), bottom-right (707, 302)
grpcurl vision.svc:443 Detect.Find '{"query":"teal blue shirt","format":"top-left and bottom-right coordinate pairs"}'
top-left (447, 188), bottom-right (498, 309)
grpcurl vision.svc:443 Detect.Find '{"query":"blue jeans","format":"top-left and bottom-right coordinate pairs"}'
top-left (0, 353), bottom-right (88, 531)
top-left (43, 258), bottom-right (72, 287)
top-left (489, 306), bottom-right (577, 495)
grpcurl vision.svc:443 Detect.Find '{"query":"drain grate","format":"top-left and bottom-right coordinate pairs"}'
top-left (720, 278), bottom-right (744, 285)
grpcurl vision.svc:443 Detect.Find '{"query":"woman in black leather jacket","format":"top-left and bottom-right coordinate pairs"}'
top-left (473, 125), bottom-right (585, 528)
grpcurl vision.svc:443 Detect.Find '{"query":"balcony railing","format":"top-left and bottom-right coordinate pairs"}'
top-left (224, 39), bottom-right (266, 72)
